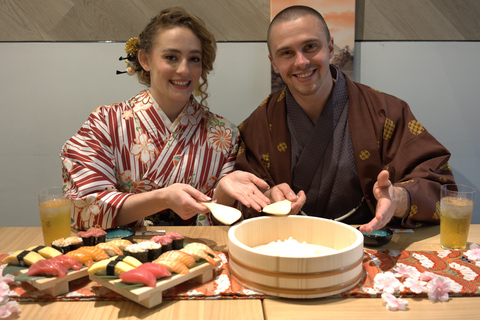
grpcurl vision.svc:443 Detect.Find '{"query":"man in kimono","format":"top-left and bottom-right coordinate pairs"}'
top-left (234, 5), bottom-right (455, 233)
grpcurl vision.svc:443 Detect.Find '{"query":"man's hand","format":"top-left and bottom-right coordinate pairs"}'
top-left (359, 170), bottom-right (408, 233)
top-left (265, 183), bottom-right (306, 215)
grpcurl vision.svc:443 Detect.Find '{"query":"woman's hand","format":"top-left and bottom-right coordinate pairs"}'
top-left (117, 183), bottom-right (211, 225)
top-left (160, 183), bottom-right (212, 220)
top-left (214, 170), bottom-right (271, 211)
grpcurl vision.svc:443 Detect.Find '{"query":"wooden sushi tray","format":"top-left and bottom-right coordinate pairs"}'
top-left (89, 258), bottom-right (220, 308)
top-left (13, 267), bottom-right (89, 296)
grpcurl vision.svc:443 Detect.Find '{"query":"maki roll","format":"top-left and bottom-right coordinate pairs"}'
top-left (165, 232), bottom-right (184, 250)
top-left (51, 236), bottom-right (84, 254)
top-left (124, 244), bottom-right (148, 263)
top-left (66, 236), bottom-right (84, 251)
top-left (138, 241), bottom-right (162, 262)
top-left (51, 238), bottom-right (70, 254)
top-left (77, 227), bottom-right (107, 246)
top-left (150, 235), bottom-right (173, 253)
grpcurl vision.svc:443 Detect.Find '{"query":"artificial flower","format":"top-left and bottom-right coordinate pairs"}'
top-left (0, 283), bottom-right (9, 305)
top-left (427, 276), bottom-right (451, 302)
top-left (465, 243), bottom-right (480, 261)
top-left (420, 271), bottom-right (436, 282)
top-left (0, 301), bottom-right (21, 319)
top-left (0, 274), bottom-right (15, 285)
top-left (381, 293), bottom-right (408, 311)
top-left (393, 264), bottom-right (417, 278)
top-left (404, 277), bottom-right (427, 294)
top-left (373, 271), bottom-right (401, 294)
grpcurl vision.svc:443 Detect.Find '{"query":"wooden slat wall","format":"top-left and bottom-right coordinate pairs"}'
top-left (0, 0), bottom-right (479, 41)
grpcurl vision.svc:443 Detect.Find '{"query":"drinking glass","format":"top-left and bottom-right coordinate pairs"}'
top-left (37, 187), bottom-right (72, 246)
top-left (440, 184), bottom-right (476, 249)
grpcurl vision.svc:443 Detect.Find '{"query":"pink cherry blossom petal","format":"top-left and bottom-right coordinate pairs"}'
top-left (404, 277), bottom-right (427, 294)
top-left (427, 276), bottom-right (451, 302)
top-left (381, 293), bottom-right (408, 311)
top-left (374, 272), bottom-right (401, 294)
top-left (393, 265), bottom-right (417, 278)
top-left (420, 271), bottom-right (436, 282)
top-left (465, 243), bottom-right (480, 261)
top-left (0, 301), bottom-right (21, 319)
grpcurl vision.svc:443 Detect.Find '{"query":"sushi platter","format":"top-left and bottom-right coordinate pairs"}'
top-left (14, 267), bottom-right (89, 296)
top-left (89, 257), bottom-right (220, 308)
top-left (2, 228), bottom-right (220, 307)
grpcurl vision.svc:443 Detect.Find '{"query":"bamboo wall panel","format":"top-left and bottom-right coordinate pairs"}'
top-left (0, 0), bottom-right (479, 41)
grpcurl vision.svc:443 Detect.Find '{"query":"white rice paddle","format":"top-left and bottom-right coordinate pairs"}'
top-left (201, 202), bottom-right (242, 225)
top-left (262, 199), bottom-right (292, 215)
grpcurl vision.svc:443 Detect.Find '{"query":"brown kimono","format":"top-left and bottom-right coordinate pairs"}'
top-left (235, 70), bottom-right (454, 228)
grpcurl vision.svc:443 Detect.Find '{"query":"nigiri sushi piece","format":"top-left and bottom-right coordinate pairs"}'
top-left (50, 255), bottom-right (83, 271)
top-left (183, 243), bottom-right (217, 257)
top-left (181, 243), bottom-right (217, 266)
top-left (2, 250), bottom-right (44, 266)
top-left (96, 242), bottom-right (123, 257)
top-left (136, 262), bottom-right (171, 279)
top-left (27, 246), bottom-right (62, 259)
top-left (107, 255), bottom-right (142, 268)
top-left (88, 259), bottom-right (134, 276)
top-left (119, 267), bottom-right (157, 287)
top-left (77, 246), bottom-right (110, 261)
top-left (160, 250), bottom-right (196, 268)
top-left (28, 259), bottom-right (68, 278)
top-left (66, 250), bottom-right (94, 268)
top-left (108, 239), bottom-right (132, 251)
top-left (153, 257), bottom-right (189, 274)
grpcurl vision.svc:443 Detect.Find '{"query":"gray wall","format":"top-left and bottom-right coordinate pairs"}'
top-left (1, 41), bottom-right (478, 226)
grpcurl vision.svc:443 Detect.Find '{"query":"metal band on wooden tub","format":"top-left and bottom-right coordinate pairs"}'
top-left (229, 265), bottom-right (364, 296)
top-left (229, 253), bottom-right (363, 278)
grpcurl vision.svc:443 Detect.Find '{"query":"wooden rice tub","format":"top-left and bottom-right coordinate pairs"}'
top-left (228, 216), bottom-right (364, 298)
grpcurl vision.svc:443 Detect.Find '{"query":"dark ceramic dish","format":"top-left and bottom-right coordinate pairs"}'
top-left (358, 227), bottom-right (393, 247)
top-left (105, 227), bottom-right (135, 242)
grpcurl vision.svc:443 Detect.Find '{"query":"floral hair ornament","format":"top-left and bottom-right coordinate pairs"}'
top-left (117, 37), bottom-right (140, 76)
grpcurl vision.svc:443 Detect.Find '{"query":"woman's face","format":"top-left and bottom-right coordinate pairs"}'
top-left (140, 27), bottom-right (202, 111)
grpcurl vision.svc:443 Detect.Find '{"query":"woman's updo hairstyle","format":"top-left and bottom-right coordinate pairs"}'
top-left (134, 6), bottom-right (217, 107)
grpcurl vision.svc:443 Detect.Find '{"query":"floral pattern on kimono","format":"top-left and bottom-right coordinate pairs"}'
top-left (60, 90), bottom-right (239, 230)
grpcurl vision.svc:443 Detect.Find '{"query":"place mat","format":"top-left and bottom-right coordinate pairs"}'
top-left (2, 249), bottom-right (480, 303)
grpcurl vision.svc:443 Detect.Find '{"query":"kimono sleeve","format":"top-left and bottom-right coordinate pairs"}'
top-left (379, 95), bottom-right (455, 228)
top-left (60, 109), bottom-right (135, 230)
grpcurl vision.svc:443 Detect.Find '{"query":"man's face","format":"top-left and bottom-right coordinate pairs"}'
top-left (268, 15), bottom-right (334, 99)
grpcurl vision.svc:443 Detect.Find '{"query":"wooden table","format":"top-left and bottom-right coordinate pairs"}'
top-left (263, 224), bottom-right (480, 320)
top-left (1, 225), bottom-right (479, 319)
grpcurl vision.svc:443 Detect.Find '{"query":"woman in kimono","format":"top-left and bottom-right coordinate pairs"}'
top-left (61, 7), bottom-right (269, 230)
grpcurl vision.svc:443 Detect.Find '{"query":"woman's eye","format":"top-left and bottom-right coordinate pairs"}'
top-left (190, 56), bottom-right (201, 63)
top-left (165, 55), bottom-right (177, 61)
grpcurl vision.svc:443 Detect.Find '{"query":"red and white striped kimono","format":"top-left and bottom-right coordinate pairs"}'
top-left (61, 90), bottom-right (239, 230)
